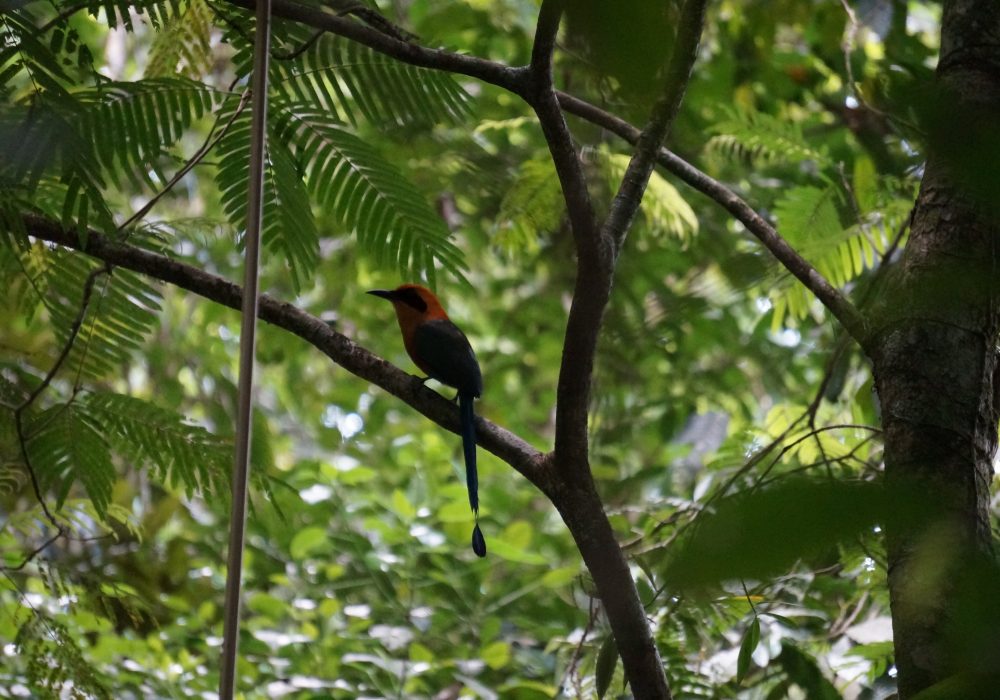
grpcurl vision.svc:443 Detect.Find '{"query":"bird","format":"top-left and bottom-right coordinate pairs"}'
top-left (368, 284), bottom-right (486, 557)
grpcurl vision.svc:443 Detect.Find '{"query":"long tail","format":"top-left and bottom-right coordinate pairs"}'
top-left (460, 392), bottom-right (486, 557)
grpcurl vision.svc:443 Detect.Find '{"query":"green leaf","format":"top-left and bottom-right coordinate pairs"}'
top-left (257, 30), bottom-right (471, 128)
top-left (494, 157), bottom-right (563, 255)
top-left (737, 616), bottom-right (760, 684)
top-left (390, 489), bottom-right (417, 522)
top-left (773, 186), bottom-right (843, 245)
top-left (480, 641), bottom-right (511, 670)
top-left (290, 526), bottom-right (328, 559)
top-left (540, 566), bottom-right (579, 588)
top-left (215, 98), bottom-right (320, 292)
top-left (661, 478), bottom-right (929, 591)
top-left (83, 391), bottom-right (230, 497)
top-left (853, 155), bottom-right (879, 214)
top-left (777, 643), bottom-right (840, 700)
top-left (25, 405), bottom-right (114, 518)
top-left (600, 149), bottom-right (698, 240)
top-left (38, 248), bottom-right (161, 381)
top-left (79, 78), bottom-right (217, 190)
top-left (707, 107), bottom-right (829, 166)
top-left (595, 635), bottom-right (619, 700)
top-left (272, 102), bottom-right (465, 283)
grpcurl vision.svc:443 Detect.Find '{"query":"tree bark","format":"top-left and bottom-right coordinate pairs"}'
top-left (870, 2), bottom-right (1000, 696)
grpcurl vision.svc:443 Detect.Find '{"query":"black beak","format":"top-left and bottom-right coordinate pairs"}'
top-left (367, 289), bottom-right (396, 301)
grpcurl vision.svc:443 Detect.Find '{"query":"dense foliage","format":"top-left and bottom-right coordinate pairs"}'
top-left (0, 1), bottom-right (977, 698)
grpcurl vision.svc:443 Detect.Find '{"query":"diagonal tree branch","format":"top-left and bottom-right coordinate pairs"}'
top-left (22, 214), bottom-right (553, 495)
top-left (551, 0), bottom-right (708, 472)
top-left (556, 91), bottom-right (871, 348)
top-left (222, 0), bottom-right (527, 93)
top-left (600, 0), bottom-right (708, 254)
top-left (523, 0), bottom-right (607, 470)
top-left (525, 0), bottom-right (601, 264)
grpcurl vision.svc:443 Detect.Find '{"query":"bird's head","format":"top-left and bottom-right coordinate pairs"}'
top-left (368, 284), bottom-right (449, 323)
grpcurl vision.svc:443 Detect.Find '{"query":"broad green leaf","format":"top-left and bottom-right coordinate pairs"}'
top-left (480, 641), bottom-right (511, 670)
top-left (290, 526), bottom-right (329, 559)
top-left (737, 616), bottom-right (760, 683)
top-left (777, 643), bottom-right (840, 700)
top-left (853, 155), bottom-right (879, 215)
top-left (661, 478), bottom-right (928, 590)
top-left (773, 186), bottom-right (843, 245)
top-left (595, 635), bottom-right (619, 700)
top-left (540, 567), bottom-right (579, 588)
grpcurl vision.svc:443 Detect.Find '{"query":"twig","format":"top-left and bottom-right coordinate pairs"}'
top-left (2, 530), bottom-right (62, 572)
top-left (556, 91), bottom-right (872, 350)
top-left (118, 90), bottom-right (252, 235)
top-left (223, 0), bottom-right (524, 92)
top-left (13, 265), bottom-right (110, 531)
top-left (557, 595), bottom-right (599, 694)
top-left (272, 28), bottom-right (324, 60)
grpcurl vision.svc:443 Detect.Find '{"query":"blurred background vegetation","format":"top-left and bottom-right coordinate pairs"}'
top-left (0, 0), bottom-right (978, 697)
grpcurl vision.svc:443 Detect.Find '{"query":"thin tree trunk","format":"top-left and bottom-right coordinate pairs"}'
top-left (870, 1), bottom-right (1000, 696)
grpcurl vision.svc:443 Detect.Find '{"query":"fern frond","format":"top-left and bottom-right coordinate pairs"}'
top-left (494, 156), bottom-right (562, 255)
top-left (773, 185), bottom-right (843, 244)
top-left (766, 184), bottom-right (905, 328)
top-left (229, 21), bottom-right (471, 128)
top-left (25, 404), bottom-right (115, 517)
top-left (83, 391), bottom-right (231, 496)
top-left (215, 98), bottom-right (320, 291)
top-left (706, 108), bottom-right (828, 166)
top-left (77, 77), bottom-right (219, 190)
top-left (1, 93), bottom-right (115, 233)
top-left (273, 101), bottom-right (466, 284)
top-left (0, 9), bottom-right (75, 100)
top-left (41, 248), bottom-right (161, 380)
top-left (15, 610), bottom-right (112, 700)
top-left (87, 0), bottom-right (187, 31)
top-left (598, 149), bottom-right (699, 241)
top-left (146, 0), bottom-right (215, 79)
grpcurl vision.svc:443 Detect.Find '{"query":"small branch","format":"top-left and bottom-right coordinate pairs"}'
top-left (525, 0), bottom-right (601, 263)
top-left (600, 0), bottom-right (708, 254)
top-left (118, 90), bottom-right (252, 235)
top-left (13, 264), bottom-right (110, 533)
top-left (557, 91), bottom-right (872, 349)
top-left (557, 595), bottom-right (599, 694)
top-left (272, 28), bottom-right (324, 60)
top-left (551, 0), bottom-right (708, 471)
top-left (2, 531), bottom-right (62, 572)
top-left (22, 214), bottom-right (553, 494)
top-left (222, 0), bottom-right (525, 93)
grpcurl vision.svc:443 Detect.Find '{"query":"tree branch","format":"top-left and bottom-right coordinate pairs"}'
top-left (22, 214), bottom-right (553, 495)
top-left (551, 0), bottom-right (708, 472)
top-left (523, 1), bottom-right (608, 470)
top-left (600, 0), bottom-right (708, 253)
top-left (556, 91), bottom-right (872, 348)
top-left (222, 0), bottom-right (527, 93)
top-left (12, 264), bottom-right (109, 533)
top-left (525, 0), bottom-right (601, 262)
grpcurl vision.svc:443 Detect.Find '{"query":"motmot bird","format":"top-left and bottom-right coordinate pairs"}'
top-left (368, 284), bottom-right (486, 558)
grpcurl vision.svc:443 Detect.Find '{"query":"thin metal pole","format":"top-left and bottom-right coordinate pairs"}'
top-left (219, 0), bottom-right (271, 696)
